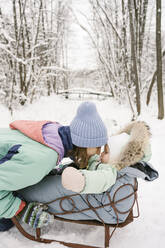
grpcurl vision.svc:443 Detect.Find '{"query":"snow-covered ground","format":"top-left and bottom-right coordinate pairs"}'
top-left (0, 95), bottom-right (164, 248)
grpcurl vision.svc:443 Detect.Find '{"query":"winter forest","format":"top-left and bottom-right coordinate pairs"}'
top-left (0, 0), bottom-right (164, 119)
top-left (0, 1), bottom-right (165, 248)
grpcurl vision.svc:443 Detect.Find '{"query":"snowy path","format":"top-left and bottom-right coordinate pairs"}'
top-left (0, 95), bottom-right (164, 248)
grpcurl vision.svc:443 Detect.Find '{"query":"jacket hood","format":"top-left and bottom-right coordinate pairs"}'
top-left (109, 121), bottom-right (151, 170)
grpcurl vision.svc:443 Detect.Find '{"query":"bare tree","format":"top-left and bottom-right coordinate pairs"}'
top-left (0, 0), bottom-right (71, 109)
top-left (85, 0), bottom-right (150, 116)
top-left (156, 0), bottom-right (164, 119)
top-left (146, 50), bottom-right (165, 106)
top-left (128, 0), bottom-right (141, 115)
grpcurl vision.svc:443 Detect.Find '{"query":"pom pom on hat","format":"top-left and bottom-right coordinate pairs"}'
top-left (70, 102), bottom-right (108, 147)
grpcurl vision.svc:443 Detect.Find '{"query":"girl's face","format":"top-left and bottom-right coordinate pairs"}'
top-left (87, 147), bottom-right (101, 157)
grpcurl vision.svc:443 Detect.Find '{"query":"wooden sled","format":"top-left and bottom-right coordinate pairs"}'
top-left (12, 179), bottom-right (139, 248)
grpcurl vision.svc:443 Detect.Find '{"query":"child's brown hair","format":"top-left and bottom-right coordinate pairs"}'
top-left (67, 145), bottom-right (89, 169)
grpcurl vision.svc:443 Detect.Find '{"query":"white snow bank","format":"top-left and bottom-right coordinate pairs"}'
top-left (0, 95), bottom-right (164, 248)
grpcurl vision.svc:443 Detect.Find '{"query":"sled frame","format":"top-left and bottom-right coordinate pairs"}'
top-left (12, 179), bottom-right (139, 248)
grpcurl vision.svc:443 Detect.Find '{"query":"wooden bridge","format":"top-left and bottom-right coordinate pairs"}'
top-left (57, 88), bottom-right (112, 100)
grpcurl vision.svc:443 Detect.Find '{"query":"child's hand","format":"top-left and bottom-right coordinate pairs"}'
top-left (100, 144), bottom-right (110, 163)
top-left (62, 167), bottom-right (85, 193)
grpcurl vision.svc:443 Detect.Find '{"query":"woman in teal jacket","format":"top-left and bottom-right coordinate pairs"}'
top-left (0, 102), bottom-right (115, 230)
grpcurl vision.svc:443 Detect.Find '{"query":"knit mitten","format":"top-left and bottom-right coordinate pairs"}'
top-left (18, 202), bottom-right (54, 228)
top-left (62, 167), bottom-right (85, 193)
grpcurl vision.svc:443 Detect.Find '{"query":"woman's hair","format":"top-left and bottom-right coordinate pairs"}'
top-left (67, 145), bottom-right (89, 169)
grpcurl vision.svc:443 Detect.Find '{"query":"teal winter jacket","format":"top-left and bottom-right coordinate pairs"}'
top-left (0, 128), bottom-right (58, 218)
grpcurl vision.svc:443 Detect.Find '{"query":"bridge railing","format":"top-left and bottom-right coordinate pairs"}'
top-left (57, 88), bottom-right (112, 99)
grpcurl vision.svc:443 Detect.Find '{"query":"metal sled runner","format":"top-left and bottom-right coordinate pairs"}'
top-left (12, 179), bottom-right (140, 248)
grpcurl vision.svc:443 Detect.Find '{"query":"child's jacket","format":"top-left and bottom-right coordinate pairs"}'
top-left (79, 154), bottom-right (117, 194)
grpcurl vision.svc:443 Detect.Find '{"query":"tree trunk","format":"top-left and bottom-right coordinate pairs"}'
top-left (121, 0), bottom-right (135, 118)
top-left (147, 50), bottom-right (165, 106)
top-left (156, 0), bottom-right (164, 119)
top-left (128, 0), bottom-right (141, 115)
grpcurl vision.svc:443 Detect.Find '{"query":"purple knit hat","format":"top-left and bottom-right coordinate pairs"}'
top-left (70, 102), bottom-right (108, 147)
